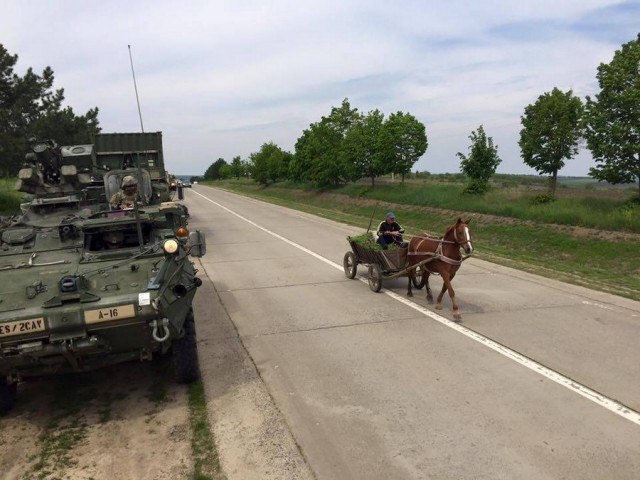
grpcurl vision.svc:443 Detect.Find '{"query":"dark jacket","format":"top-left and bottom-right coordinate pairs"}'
top-left (377, 220), bottom-right (405, 244)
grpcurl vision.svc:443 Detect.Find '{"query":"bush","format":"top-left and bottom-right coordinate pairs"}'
top-left (530, 194), bottom-right (556, 205)
top-left (463, 180), bottom-right (489, 195)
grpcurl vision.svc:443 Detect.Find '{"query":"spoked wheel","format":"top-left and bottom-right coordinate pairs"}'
top-left (343, 252), bottom-right (358, 279)
top-left (368, 264), bottom-right (383, 292)
top-left (411, 265), bottom-right (428, 289)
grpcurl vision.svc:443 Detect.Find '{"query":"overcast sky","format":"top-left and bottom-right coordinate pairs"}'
top-left (2, 1), bottom-right (638, 176)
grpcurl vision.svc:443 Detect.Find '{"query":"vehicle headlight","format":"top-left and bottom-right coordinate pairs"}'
top-left (163, 239), bottom-right (179, 254)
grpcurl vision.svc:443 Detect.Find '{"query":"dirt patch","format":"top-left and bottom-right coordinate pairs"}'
top-left (0, 359), bottom-right (193, 480)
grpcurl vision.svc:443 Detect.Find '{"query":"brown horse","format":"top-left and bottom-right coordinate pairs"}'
top-left (406, 218), bottom-right (473, 320)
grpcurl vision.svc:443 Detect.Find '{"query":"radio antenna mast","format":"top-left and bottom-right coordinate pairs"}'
top-left (128, 44), bottom-right (145, 133)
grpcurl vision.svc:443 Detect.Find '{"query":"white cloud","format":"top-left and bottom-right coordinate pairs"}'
top-left (0, 0), bottom-right (636, 176)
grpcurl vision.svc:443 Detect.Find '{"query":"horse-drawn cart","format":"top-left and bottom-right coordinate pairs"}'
top-left (343, 236), bottom-right (426, 292)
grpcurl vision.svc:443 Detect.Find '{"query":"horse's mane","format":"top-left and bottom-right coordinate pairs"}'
top-left (444, 223), bottom-right (456, 237)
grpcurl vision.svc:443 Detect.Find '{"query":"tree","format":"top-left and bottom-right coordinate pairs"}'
top-left (248, 142), bottom-right (291, 185)
top-left (204, 158), bottom-right (227, 180)
top-left (457, 125), bottom-right (501, 194)
top-left (380, 112), bottom-right (428, 183)
top-left (230, 155), bottom-right (245, 179)
top-left (0, 43), bottom-right (100, 175)
top-left (519, 88), bottom-right (583, 195)
top-left (291, 98), bottom-right (360, 187)
top-left (584, 34), bottom-right (640, 197)
top-left (341, 109), bottom-right (387, 186)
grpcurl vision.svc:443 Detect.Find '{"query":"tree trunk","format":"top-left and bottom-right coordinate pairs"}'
top-left (370, 176), bottom-right (375, 187)
top-left (550, 170), bottom-right (558, 196)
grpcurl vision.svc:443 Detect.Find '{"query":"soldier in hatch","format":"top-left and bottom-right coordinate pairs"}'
top-left (103, 230), bottom-right (125, 249)
top-left (110, 175), bottom-right (142, 209)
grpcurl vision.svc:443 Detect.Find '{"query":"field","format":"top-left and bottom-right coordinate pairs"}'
top-left (205, 175), bottom-right (640, 301)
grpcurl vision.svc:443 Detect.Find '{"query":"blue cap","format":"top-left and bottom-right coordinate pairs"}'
top-left (386, 212), bottom-right (395, 219)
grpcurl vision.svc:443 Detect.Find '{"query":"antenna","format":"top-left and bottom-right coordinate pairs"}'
top-left (128, 44), bottom-right (145, 133)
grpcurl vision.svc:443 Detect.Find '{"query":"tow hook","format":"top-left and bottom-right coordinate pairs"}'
top-left (150, 318), bottom-right (170, 342)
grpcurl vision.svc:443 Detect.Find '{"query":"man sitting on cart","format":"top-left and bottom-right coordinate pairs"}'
top-left (376, 212), bottom-right (406, 249)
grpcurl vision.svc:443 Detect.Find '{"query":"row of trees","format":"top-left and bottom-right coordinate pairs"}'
top-left (207, 34), bottom-right (639, 198)
top-left (0, 44), bottom-right (101, 175)
top-left (208, 99), bottom-right (428, 188)
top-left (519, 34), bottom-right (639, 196)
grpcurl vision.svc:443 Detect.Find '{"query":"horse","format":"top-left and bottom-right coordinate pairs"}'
top-left (406, 218), bottom-right (473, 321)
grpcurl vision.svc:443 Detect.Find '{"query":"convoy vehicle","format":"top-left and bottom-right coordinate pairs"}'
top-left (0, 136), bottom-right (206, 413)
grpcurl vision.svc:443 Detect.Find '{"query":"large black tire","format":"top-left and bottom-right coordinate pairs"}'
top-left (0, 379), bottom-right (17, 414)
top-left (343, 252), bottom-right (357, 279)
top-left (172, 310), bottom-right (200, 383)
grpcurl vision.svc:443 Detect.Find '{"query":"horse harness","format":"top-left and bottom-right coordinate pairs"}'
top-left (407, 232), bottom-right (472, 269)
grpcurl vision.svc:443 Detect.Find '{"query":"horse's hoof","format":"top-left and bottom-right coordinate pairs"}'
top-left (427, 296), bottom-right (434, 304)
top-left (453, 312), bottom-right (462, 321)
top-left (435, 304), bottom-right (442, 310)
top-left (407, 292), bottom-right (413, 298)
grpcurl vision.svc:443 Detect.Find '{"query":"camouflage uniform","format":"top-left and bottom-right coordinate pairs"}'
top-left (109, 191), bottom-right (140, 209)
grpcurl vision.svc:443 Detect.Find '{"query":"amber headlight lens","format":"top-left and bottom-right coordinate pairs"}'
top-left (163, 239), bottom-right (179, 254)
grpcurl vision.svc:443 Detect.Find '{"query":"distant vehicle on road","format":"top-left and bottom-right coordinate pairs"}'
top-left (182, 181), bottom-right (192, 188)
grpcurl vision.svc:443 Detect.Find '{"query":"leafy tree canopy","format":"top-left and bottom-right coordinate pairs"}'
top-left (341, 109), bottom-right (386, 186)
top-left (0, 43), bottom-right (101, 175)
top-left (249, 142), bottom-right (292, 185)
top-left (457, 125), bottom-right (501, 194)
top-left (519, 87), bottom-right (583, 195)
top-left (380, 111), bottom-right (428, 182)
top-left (584, 33), bottom-right (640, 196)
top-left (292, 98), bottom-right (360, 187)
top-left (204, 157), bottom-right (227, 180)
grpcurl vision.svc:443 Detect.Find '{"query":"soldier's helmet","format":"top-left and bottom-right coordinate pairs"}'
top-left (121, 175), bottom-right (138, 187)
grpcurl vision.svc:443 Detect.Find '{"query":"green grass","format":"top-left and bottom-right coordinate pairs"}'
top-left (204, 178), bottom-right (640, 301)
top-left (188, 381), bottom-right (225, 480)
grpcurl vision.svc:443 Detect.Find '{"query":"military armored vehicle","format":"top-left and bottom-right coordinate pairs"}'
top-left (0, 137), bottom-right (206, 413)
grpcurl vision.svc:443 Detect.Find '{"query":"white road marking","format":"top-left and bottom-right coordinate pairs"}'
top-left (191, 189), bottom-right (640, 426)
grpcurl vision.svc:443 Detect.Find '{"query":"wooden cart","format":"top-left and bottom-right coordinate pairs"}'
top-left (343, 236), bottom-right (427, 292)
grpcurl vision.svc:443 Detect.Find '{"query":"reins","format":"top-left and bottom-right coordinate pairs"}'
top-left (405, 230), bottom-right (472, 266)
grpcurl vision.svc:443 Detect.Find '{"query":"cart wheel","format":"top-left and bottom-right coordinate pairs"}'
top-left (411, 265), bottom-right (427, 289)
top-left (343, 252), bottom-right (358, 279)
top-left (368, 264), bottom-right (382, 292)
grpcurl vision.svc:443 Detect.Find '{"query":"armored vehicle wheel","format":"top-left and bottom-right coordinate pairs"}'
top-left (368, 264), bottom-right (382, 292)
top-left (343, 252), bottom-right (357, 279)
top-left (0, 379), bottom-right (17, 414)
top-left (411, 265), bottom-right (427, 289)
top-left (172, 309), bottom-right (200, 383)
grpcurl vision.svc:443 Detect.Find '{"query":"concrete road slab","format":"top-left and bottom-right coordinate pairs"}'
top-left (203, 255), bottom-right (339, 291)
top-left (246, 317), bottom-right (640, 480)
top-left (217, 281), bottom-right (421, 336)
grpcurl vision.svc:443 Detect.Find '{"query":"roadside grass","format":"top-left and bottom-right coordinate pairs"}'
top-left (188, 380), bottom-right (225, 480)
top-left (218, 177), bottom-right (639, 232)
top-left (204, 179), bottom-right (640, 301)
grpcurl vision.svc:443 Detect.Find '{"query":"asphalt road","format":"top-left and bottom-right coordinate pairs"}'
top-left (186, 184), bottom-right (640, 480)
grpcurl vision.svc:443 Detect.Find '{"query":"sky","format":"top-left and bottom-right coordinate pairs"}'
top-left (1, 0), bottom-right (638, 177)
